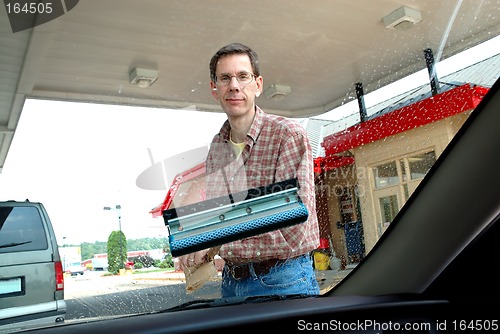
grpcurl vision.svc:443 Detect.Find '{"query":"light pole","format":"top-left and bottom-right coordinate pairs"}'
top-left (103, 205), bottom-right (122, 232)
top-left (103, 205), bottom-right (124, 271)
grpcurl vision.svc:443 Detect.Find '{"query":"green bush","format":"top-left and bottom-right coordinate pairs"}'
top-left (156, 257), bottom-right (174, 269)
top-left (107, 231), bottom-right (127, 274)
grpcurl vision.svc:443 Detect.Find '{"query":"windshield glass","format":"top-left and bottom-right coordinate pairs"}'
top-left (0, 1), bottom-right (499, 331)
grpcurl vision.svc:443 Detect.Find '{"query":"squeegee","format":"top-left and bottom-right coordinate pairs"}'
top-left (163, 178), bottom-right (308, 257)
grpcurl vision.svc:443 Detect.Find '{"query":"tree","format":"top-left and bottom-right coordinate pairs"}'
top-left (107, 230), bottom-right (127, 274)
top-left (130, 254), bottom-right (154, 268)
top-left (80, 241), bottom-right (107, 261)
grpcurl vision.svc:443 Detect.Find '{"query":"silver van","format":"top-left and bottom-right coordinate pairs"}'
top-left (0, 200), bottom-right (66, 333)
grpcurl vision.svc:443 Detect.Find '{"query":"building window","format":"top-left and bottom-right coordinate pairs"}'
top-left (399, 159), bottom-right (407, 182)
top-left (373, 150), bottom-right (436, 191)
top-left (408, 151), bottom-right (436, 180)
top-left (373, 161), bottom-right (399, 188)
top-left (372, 150), bottom-right (436, 232)
top-left (379, 195), bottom-right (399, 223)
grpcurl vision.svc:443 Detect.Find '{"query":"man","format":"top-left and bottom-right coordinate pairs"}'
top-left (180, 42), bottom-right (320, 297)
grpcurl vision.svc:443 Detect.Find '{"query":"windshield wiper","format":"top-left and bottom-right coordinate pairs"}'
top-left (0, 241), bottom-right (32, 249)
top-left (161, 294), bottom-right (317, 312)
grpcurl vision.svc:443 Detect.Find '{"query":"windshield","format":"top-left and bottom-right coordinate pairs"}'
top-left (0, 1), bottom-right (499, 331)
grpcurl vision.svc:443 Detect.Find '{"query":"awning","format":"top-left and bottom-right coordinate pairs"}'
top-left (149, 162), bottom-right (206, 218)
top-left (314, 156), bottom-right (355, 173)
top-left (321, 84), bottom-right (489, 157)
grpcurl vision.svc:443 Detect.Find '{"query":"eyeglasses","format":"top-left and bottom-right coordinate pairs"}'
top-left (215, 72), bottom-right (256, 86)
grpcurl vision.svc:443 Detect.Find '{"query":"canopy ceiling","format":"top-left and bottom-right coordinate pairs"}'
top-left (1, 0), bottom-right (499, 172)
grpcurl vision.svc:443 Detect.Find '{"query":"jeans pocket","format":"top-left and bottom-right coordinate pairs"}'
top-left (260, 270), bottom-right (306, 289)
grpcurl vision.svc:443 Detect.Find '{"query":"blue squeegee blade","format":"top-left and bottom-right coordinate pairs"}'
top-left (169, 203), bottom-right (308, 257)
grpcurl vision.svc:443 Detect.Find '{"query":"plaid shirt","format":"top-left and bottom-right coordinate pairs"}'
top-left (206, 107), bottom-right (320, 263)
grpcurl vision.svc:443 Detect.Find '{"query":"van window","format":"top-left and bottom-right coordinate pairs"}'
top-left (0, 206), bottom-right (48, 253)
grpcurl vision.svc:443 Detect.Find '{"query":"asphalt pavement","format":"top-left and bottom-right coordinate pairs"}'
top-left (64, 265), bottom-right (354, 301)
top-left (132, 267), bottom-right (353, 294)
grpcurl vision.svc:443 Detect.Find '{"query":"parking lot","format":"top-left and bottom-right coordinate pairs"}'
top-left (63, 270), bottom-right (185, 299)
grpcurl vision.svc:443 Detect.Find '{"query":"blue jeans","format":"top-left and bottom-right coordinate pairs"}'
top-left (221, 253), bottom-right (320, 298)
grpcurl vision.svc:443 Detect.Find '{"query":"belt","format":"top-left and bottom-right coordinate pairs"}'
top-left (225, 258), bottom-right (288, 280)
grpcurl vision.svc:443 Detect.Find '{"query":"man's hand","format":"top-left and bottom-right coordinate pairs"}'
top-left (178, 249), bottom-right (210, 268)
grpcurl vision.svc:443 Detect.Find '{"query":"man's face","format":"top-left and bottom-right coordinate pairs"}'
top-left (210, 54), bottom-right (263, 118)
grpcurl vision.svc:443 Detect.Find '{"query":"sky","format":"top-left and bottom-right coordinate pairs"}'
top-left (0, 101), bottom-right (227, 244)
top-left (320, 35), bottom-right (500, 121)
top-left (0, 36), bottom-right (498, 245)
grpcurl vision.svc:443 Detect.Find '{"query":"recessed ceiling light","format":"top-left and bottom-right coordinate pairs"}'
top-left (129, 68), bottom-right (159, 88)
top-left (264, 84), bottom-right (292, 100)
top-left (383, 6), bottom-right (422, 30)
